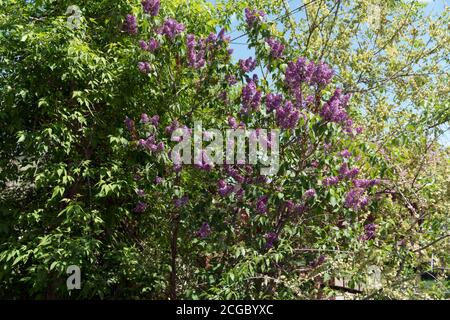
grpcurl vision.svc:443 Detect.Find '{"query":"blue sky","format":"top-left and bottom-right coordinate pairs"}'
top-left (208, 0), bottom-right (448, 62)
top-left (207, 0), bottom-right (449, 146)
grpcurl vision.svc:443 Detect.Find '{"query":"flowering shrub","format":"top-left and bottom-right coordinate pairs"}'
top-left (0, 0), bottom-right (448, 300)
top-left (117, 0), bottom-right (389, 299)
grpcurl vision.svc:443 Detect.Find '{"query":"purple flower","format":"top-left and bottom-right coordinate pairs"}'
top-left (173, 164), bottom-right (182, 173)
top-left (339, 149), bottom-right (352, 158)
top-left (194, 150), bottom-right (214, 171)
top-left (158, 18), bottom-right (185, 40)
top-left (217, 180), bottom-right (233, 197)
top-left (150, 115), bottom-right (160, 126)
top-left (239, 57), bottom-right (257, 73)
top-left (217, 28), bottom-right (230, 43)
top-left (133, 201), bottom-right (147, 213)
top-left (305, 95), bottom-right (315, 107)
top-left (256, 195), bottom-right (269, 214)
top-left (265, 93), bottom-right (283, 113)
top-left (140, 38), bottom-right (160, 52)
top-left (323, 176), bottom-right (340, 186)
top-left (303, 188), bottom-right (316, 199)
top-left (124, 116), bottom-right (135, 132)
top-left (241, 80), bottom-right (262, 114)
top-left (276, 101), bottom-right (300, 129)
top-left (149, 38), bottom-right (160, 51)
top-left (361, 223), bottom-right (376, 241)
top-left (142, 0), bottom-right (160, 16)
top-left (344, 188), bottom-right (369, 211)
top-left (281, 200), bottom-right (296, 215)
top-left (266, 38), bottom-right (284, 58)
top-left (173, 196), bottom-right (189, 208)
top-left (308, 61), bottom-right (334, 87)
top-left (139, 40), bottom-right (149, 51)
top-left (136, 189), bottom-right (145, 197)
top-left (320, 88), bottom-right (351, 123)
top-left (154, 176), bottom-right (163, 184)
top-left (138, 61), bottom-right (151, 74)
top-left (186, 34), bottom-right (206, 69)
top-left (206, 32), bottom-right (217, 43)
top-left (295, 203), bottom-right (307, 215)
top-left (197, 222), bottom-right (211, 238)
top-left (353, 179), bottom-right (380, 189)
top-left (245, 8), bottom-right (266, 27)
top-left (165, 120), bottom-right (180, 135)
top-left (285, 58), bottom-right (334, 88)
top-left (141, 113), bottom-right (150, 123)
top-left (124, 14), bottom-right (138, 35)
top-left (227, 116), bottom-right (238, 129)
top-left (156, 141), bottom-right (165, 152)
top-left (339, 163), bottom-right (360, 179)
top-left (264, 232), bottom-right (278, 249)
top-left (226, 75), bottom-right (238, 86)
top-left (285, 57), bottom-right (309, 89)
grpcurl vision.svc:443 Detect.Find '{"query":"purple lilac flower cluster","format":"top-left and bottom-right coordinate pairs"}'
top-left (158, 18), bottom-right (185, 40)
top-left (125, 14), bottom-right (138, 35)
top-left (194, 150), bottom-right (214, 171)
top-left (266, 38), bottom-right (284, 58)
top-left (141, 0), bottom-right (160, 16)
top-left (265, 93), bottom-right (283, 113)
top-left (217, 28), bottom-right (231, 43)
top-left (226, 75), bottom-right (238, 86)
top-left (124, 116), bottom-right (135, 132)
top-left (339, 163), bottom-right (360, 179)
top-left (361, 223), bottom-right (376, 241)
top-left (303, 188), bottom-right (316, 199)
top-left (225, 166), bottom-right (246, 184)
top-left (197, 222), bottom-right (211, 238)
top-left (323, 176), bottom-right (340, 186)
top-left (165, 120), bottom-right (181, 135)
top-left (217, 180), bottom-right (234, 197)
top-left (186, 29), bottom-right (232, 69)
top-left (353, 179), bottom-right (380, 188)
top-left (264, 232), bottom-right (278, 249)
top-left (138, 135), bottom-right (164, 153)
top-left (139, 38), bottom-right (160, 52)
top-left (309, 62), bottom-right (334, 87)
top-left (245, 8), bottom-right (266, 27)
top-left (140, 113), bottom-right (160, 126)
top-left (285, 58), bottom-right (334, 89)
top-left (256, 195), bottom-right (269, 213)
top-left (320, 88), bottom-right (352, 123)
top-left (241, 80), bottom-right (262, 114)
top-left (138, 61), bottom-right (151, 74)
top-left (239, 57), bottom-right (257, 73)
top-left (344, 188), bottom-right (369, 211)
top-left (133, 201), bottom-right (147, 213)
top-left (174, 196), bottom-right (189, 208)
top-left (186, 34), bottom-right (206, 69)
top-left (339, 149), bottom-right (352, 158)
top-left (275, 101), bottom-right (301, 129)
